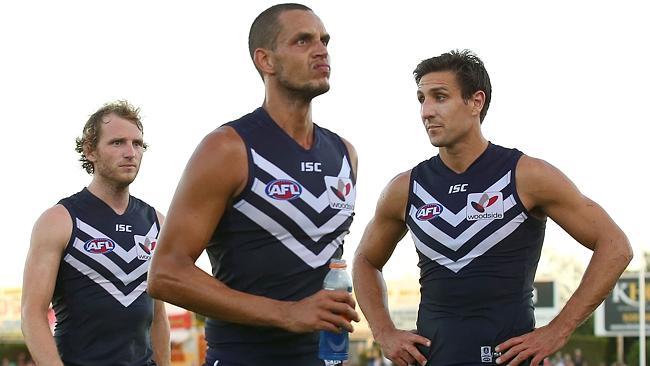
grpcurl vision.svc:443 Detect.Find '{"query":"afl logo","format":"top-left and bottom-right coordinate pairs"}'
top-left (83, 238), bottom-right (116, 254)
top-left (416, 203), bottom-right (443, 221)
top-left (265, 179), bottom-right (302, 200)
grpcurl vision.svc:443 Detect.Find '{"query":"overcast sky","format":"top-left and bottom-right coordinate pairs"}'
top-left (1, 1), bottom-right (648, 287)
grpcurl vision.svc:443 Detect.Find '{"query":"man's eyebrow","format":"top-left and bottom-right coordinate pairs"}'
top-left (418, 85), bottom-right (450, 92)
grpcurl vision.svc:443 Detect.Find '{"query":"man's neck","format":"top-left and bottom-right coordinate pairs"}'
top-left (438, 133), bottom-right (489, 174)
top-left (87, 178), bottom-right (130, 214)
top-left (263, 90), bottom-right (315, 149)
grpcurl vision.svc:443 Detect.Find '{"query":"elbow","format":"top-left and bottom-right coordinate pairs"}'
top-left (352, 249), bottom-right (382, 272)
top-left (147, 252), bottom-right (197, 304)
top-left (612, 237), bottom-right (634, 271)
top-left (619, 233), bottom-right (634, 267)
top-left (351, 251), bottom-right (363, 271)
top-left (351, 251), bottom-right (382, 284)
top-left (352, 245), bottom-right (372, 268)
top-left (351, 251), bottom-right (369, 277)
top-left (147, 274), bottom-right (163, 300)
top-left (147, 260), bottom-right (173, 301)
top-left (20, 303), bottom-right (41, 339)
top-left (598, 232), bottom-right (634, 271)
top-left (624, 244), bottom-right (634, 266)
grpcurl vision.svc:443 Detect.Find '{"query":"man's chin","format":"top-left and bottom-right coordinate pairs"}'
top-left (305, 83), bottom-right (330, 99)
top-left (115, 174), bottom-right (137, 187)
top-left (429, 138), bottom-right (446, 148)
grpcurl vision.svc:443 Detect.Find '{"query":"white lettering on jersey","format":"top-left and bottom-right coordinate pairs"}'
top-left (448, 184), bottom-right (468, 194)
top-left (301, 161), bottom-right (322, 172)
top-left (115, 224), bottom-right (132, 232)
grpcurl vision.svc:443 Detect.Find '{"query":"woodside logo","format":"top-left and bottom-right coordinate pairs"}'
top-left (466, 192), bottom-right (504, 221)
top-left (324, 176), bottom-right (355, 210)
top-left (134, 235), bottom-right (157, 260)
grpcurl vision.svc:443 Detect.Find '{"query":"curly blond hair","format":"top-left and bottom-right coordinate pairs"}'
top-left (75, 100), bottom-right (147, 174)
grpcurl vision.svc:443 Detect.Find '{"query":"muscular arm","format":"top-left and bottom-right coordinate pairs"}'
top-left (497, 156), bottom-right (633, 366)
top-left (148, 127), bottom-right (357, 333)
top-left (353, 171), bottom-right (430, 366)
top-left (21, 205), bottom-right (71, 366)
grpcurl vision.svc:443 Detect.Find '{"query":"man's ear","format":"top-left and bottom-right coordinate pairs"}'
top-left (471, 90), bottom-right (486, 118)
top-left (84, 143), bottom-right (97, 163)
top-left (254, 48), bottom-right (275, 76)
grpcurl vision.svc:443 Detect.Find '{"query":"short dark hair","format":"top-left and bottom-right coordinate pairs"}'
top-left (248, 3), bottom-right (313, 77)
top-left (413, 49), bottom-right (492, 122)
top-left (75, 100), bottom-right (147, 175)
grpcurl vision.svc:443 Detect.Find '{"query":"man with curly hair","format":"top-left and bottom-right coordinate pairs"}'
top-left (21, 101), bottom-right (170, 366)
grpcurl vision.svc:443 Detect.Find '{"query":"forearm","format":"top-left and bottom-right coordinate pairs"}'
top-left (151, 309), bottom-right (171, 366)
top-left (353, 256), bottom-right (396, 338)
top-left (551, 235), bottom-right (632, 335)
top-left (22, 311), bottom-right (64, 366)
top-left (148, 259), bottom-right (289, 329)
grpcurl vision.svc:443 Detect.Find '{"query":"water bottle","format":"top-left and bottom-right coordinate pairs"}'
top-left (318, 258), bottom-right (352, 362)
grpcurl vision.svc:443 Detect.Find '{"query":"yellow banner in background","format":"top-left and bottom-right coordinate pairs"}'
top-left (0, 287), bottom-right (23, 343)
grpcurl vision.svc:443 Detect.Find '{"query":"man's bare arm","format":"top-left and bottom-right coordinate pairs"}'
top-left (497, 156), bottom-right (632, 366)
top-left (21, 205), bottom-right (71, 365)
top-left (353, 171), bottom-right (430, 366)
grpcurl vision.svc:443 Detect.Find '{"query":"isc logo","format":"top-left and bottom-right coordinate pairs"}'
top-left (83, 238), bottom-right (116, 254)
top-left (115, 224), bottom-right (132, 232)
top-left (300, 162), bottom-right (322, 172)
top-left (448, 183), bottom-right (468, 194)
top-left (416, 203), bottom-right (443, 221)
top-left (265, 179), bottom-right (302, 200)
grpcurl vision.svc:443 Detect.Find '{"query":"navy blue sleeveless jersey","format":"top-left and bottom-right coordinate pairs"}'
top-left (406, 143), bottom-right (545, 366)
top-left (54, 188), bottom-right (160, 366)
top-left (204, 108), bottom-right (356, 365)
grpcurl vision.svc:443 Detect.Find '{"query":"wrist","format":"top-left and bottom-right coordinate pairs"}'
top-left (372, 322), bottom-right (398, 343)
top-left (547, 315), bottom-right (577, 340)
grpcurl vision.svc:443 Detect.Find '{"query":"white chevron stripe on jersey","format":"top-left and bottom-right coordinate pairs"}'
top-left (251, 149), bottom-right (353, 213)
top-left (144, 221), bottom-right (158, 238)
top-left (413, 171), bottom-right (512, 227)
top-left (71, 238), bottom-right (150, 286)
top-left (234, 200), bottom-right (345, 268)
top-left (63, 254), bottom-right (148, 307)
top-left (409, 194), bottom-right (517, 251)
top-left (76, 218), bottom-right (138, 262)
top-left (412, 211), bottom-right (527, 273)
top-left (251, 178), bottom-right (350, 241)
top-left (76, 219), bottom-right (158, 263)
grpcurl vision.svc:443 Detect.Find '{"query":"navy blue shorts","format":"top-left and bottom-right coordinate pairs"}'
top-left (204, 341), bottom-right (344, 366)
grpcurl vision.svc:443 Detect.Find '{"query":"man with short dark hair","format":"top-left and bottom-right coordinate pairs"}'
top-left (353, 50), bottom-right (632, 366)
top-left (148, 3), bottom-right (359, 366)
top-left (21, 101), bottom-right (170, 366)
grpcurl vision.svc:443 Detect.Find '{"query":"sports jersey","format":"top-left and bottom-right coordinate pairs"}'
top-left (406, 143), bottom-right (545, 365)
top-left (204, 107), bottom-right (356, 365)
top-left (54, 188), bottom-right (159, 366)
